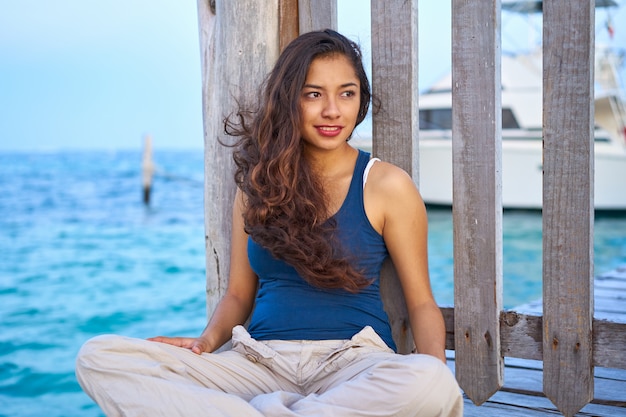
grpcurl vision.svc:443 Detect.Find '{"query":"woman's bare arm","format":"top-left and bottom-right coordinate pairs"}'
top-left (365, 162), bottom-right (447, 362)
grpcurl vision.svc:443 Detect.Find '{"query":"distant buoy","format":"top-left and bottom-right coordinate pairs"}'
top-left (142, 135), bottom-right (154, 205)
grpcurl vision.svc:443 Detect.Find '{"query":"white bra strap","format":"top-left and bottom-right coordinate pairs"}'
top-left (363, 158), bottom-right (380, 189)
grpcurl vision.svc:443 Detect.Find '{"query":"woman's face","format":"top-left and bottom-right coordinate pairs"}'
top-left (299, 54), bottom-right (361, 153)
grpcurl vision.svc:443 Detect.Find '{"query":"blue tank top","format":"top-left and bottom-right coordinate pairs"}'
top-left (247, 150), bottom-right (396, 351)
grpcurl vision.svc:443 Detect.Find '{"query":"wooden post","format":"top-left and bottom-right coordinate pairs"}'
top-left (141, 134), bottom-right (153, 205)
top-left (451, 0), bottom-right (504, 405)
top-left (197, 0), bottom-right (280, 326)
top-left (370, 0), bottom-right (419, 354)
top-left (298, 0), bottom-right (337, 33)
top-left (542, 0), bottom-right (595, 415)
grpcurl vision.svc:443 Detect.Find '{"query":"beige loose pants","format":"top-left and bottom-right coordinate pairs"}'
top-left (76, 326), bottom-right (463, 417)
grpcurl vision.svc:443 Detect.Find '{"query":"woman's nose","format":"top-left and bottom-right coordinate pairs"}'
top-left (321, 97), bottom-right (340, 118)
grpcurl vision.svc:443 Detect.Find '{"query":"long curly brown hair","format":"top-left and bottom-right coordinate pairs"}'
top-left (225, 29), bottom-right (372, 292)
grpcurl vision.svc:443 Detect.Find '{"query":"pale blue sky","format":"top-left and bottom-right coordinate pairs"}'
top-left (0, 1), bottom-right (624, 151)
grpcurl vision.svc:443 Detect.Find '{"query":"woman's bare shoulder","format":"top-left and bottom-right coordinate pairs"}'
top-left (367, 160), bottom-right (419, 197)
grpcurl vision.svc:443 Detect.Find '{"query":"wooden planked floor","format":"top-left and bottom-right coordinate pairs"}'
top-left (446, 265), bottom-right (626, 416)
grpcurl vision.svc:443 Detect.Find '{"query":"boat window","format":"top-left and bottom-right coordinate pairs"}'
top-left (419, 109), bottom-right (452, 130)
top-left (419, 108), bottom-right (521, 130)
top-left (502, 109), bottom-right (520, 129)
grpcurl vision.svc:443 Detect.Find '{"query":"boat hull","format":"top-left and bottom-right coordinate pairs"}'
top-left (418, 136), bottom-right (626, 210)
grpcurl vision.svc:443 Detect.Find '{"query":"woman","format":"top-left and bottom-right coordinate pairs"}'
top-left (76, 29), bottom-right (463, 417)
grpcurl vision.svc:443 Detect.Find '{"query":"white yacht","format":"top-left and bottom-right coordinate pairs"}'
top-left (417, 0), bottom-right (626, 210)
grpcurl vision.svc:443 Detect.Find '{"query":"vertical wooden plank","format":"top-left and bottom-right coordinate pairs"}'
top-left (451, 0), bottom-right (503, 405)
top-left (298, 0), bottom-right (337, 33)
top-left (370, 0), bottom-right (419, 187)
top-left (542, 0), bottom-right (595, 415)
top-left (279, 0), bottom-right (299, 51)
top-left (197, 0), bottom-right (280, 322)
top-left (370, 0), bottom-right (419, 354)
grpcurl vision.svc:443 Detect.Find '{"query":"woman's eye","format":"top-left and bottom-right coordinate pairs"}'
top-left (342, 90), bottom-right (356, 98)
top-left (305, 91), bottom-right (321, 98)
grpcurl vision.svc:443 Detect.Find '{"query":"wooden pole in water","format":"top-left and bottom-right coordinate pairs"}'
top-left (142, 134), bottom-right (154, 205)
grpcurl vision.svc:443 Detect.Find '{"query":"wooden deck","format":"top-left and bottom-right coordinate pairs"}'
top-left (446, 265), bottom-right (626, 416)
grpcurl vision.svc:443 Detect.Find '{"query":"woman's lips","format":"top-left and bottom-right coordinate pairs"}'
top-left (316, 125), bottom-right (342, 137)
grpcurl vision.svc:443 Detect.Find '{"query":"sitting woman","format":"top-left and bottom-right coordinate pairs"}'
top-left (75, 29), bottom-right (463, 417)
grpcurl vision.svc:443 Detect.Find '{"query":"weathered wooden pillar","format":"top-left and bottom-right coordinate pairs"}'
top-left (370, 0), bottom-right (419, 354)
top-left (197, 0), bottom-right (280, 322)
top-left (451, 0), bottom-right (504, 405)
top-left (542, 1), bottom-right (595, 415)
top-left (279, 0), bottom-right (299, 50)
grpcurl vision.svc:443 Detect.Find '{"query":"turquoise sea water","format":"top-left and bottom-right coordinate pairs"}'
top-left (1, 150), bottom-right (625, 416)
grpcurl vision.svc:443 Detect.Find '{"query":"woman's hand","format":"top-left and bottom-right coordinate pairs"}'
top-left (147, 336), bottom-right (211, 355)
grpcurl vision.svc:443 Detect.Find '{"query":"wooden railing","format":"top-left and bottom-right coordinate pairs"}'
top-left (197, 1), bottom-right (626, 416)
